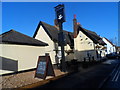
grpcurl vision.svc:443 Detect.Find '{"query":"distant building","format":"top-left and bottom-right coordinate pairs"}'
top-left (0, 30), bottom-right (48, 75)
top-left (116, 46), bottom-right (120, 54)
top-left (102, 37), bottom-right (116, 54)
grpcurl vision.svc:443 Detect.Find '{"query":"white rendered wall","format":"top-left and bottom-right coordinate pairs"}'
top-left (34, 26), bottom-right (57, 64)
top-left (0, 44), bottom-right (46, 75)
top-left (74, 31), bottom-right (97, 61)
top-left (102, 38), bottom-right (116, 54)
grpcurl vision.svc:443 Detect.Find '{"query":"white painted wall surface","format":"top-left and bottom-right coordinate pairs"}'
top-left (74, 31), bottom-right (97, 61)
top-left (95, 44), bottom-right (107, 59)
top-left (34, 26), bottom-right (56, 64)
top-left (0, 44), bottom-right (46, 75)
top-left (35, 25), bottom-right (73, 63)
top-left (102, 38), bottom-right (116, 54)
top-left (64, 44), bottom-right (74, 61)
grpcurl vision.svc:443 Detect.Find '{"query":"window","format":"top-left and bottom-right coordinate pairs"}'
top-left (88, 42), bottom-right (91, 44)
top-left (90, 44), bottom-right (92, 46)
top-left (85, 38), bottom-right (88, 40)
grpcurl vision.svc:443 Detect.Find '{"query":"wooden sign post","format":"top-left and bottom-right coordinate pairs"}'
top-left (35, 55), bottom-right (55, 79)
top-left (54, 4), bottom-right (66, 72)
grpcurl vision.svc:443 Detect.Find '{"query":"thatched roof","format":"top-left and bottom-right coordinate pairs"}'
top-left (33, 21), bottom-right (74, 49)
top-left (78, 26), bottom-right (106, 45)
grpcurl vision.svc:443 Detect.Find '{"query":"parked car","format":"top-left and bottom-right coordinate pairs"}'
top-left (106, 53), bottom-right (118, 59)
top-left (117, 54), bottom-right (120, 59)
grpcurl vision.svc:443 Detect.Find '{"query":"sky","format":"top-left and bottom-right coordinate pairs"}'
top-left (1, 0), bottom-right (120, 2)
top-left (2, 2), bottom-right (118, 45)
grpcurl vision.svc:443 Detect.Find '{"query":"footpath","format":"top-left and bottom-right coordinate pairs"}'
top-left (1, 69), bottom-right (67, 89)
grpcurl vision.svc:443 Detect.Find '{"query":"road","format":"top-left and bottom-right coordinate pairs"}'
top-left (100, 59), bottom-right (120, 89)
top-left (34, 59), bottom-right (120, 89)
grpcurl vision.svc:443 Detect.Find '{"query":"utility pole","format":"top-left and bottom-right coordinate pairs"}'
top-left (118, 2), bottom-right (120, 46)
top-left (115, 37), bottom-right (117, 46)
top-left (54, 4), bottom-right (66, 72)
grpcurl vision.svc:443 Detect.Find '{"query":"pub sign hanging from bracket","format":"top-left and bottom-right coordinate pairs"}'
top-left (54, 4), bottom-right (66, 23)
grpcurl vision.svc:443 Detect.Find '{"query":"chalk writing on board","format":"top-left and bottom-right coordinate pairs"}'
top-left (36, 61), bottom-right (46, 74)
top-left (35, 56), bottom-right (55, 79)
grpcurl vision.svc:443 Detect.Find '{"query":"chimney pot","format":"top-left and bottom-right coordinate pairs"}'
top-left (77, 22), bottom-right (80, 25)
top-left (74, 14), bottom-right (76, 19)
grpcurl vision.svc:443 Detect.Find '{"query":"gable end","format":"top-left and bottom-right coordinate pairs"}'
top-left (33, 21), bottom-right (53, 41)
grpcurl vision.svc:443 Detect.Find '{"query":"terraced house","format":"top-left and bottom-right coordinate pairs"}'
top-left (33, 15), bottom-right (106, 66)
top-left (73, 15), bottom-right (106, 62)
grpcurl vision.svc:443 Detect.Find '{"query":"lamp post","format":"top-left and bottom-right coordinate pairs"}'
top-left (54, 4), bottom-right (66, 72)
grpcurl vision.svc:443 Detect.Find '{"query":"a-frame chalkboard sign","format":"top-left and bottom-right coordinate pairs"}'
top-left (35, 55), bottom-right (55, 79)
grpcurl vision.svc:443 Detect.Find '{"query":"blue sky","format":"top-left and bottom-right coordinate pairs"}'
top-left (2, 2), bottom-right (118, 45)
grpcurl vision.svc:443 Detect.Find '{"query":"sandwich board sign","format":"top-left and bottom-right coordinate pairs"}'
top-left (35, 55), bottom-right (55, 79)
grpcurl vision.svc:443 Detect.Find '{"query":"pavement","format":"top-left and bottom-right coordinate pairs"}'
top-left (17, 73), bottom-right (68, 89)
top-left (1, 69), bottom-right (67, 89)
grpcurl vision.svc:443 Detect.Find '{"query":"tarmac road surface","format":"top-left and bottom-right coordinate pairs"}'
top-left (34, 59), bottom-right (120, 89)
top-left (100, 59), bottom-right (120, 89)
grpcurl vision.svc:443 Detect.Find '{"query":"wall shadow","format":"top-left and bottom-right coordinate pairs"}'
top-left (74, 49), bottom-right (100, 61)
top-left (0, 56), bottom-right (18, 72)
top-left (65, 49), bottom-right (106, 72)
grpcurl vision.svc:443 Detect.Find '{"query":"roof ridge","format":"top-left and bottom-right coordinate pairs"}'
top-left (1, 29), bottom-right (27, 38)
top-left (104, 37), bottom-right (114, 46)
top-left (11, 29), bottom-right (47, 44)
top-left (79, 26), bottom-right (104, 44)
top-left (40, 21), bottom-right (59, 31)
top-left (40, 21), bottom-right (73, 33)
top-left (1, 29), bottom-right (48, 46)
top-left (82, 28), bottom-right (97, 35)
top-left (82, 27), bottom-right (101, 39)
top-left (0, 29), bottom-right (15, 37)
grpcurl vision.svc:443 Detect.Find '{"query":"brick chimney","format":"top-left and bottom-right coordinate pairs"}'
top-left (73, 14), bottom-right (78, 38)
top-left (77, 22), bottom-right (82, 27)
top-left (54, 19), bottom-right (59, 30)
